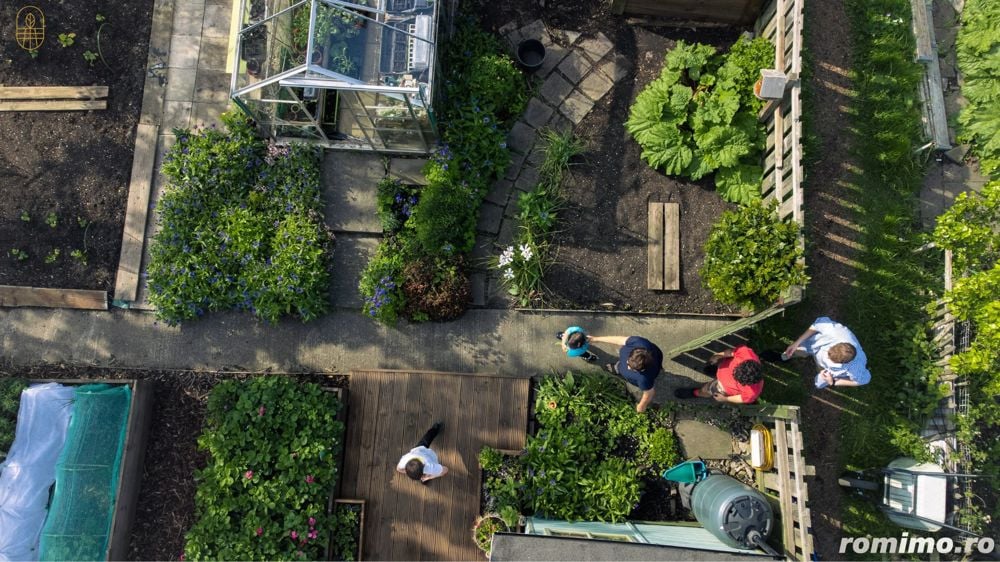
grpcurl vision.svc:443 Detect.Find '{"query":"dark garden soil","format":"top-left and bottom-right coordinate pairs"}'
top-left (1, 364), bottom-right (347, 561)
top-left (475, 0), bottom-right (743, 315)
top-left (0, 0), bottom-right (153, 290)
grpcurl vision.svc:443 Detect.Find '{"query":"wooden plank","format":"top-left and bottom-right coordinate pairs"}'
top-left (341, 372), bottom-right (374, 499)
top-left (114, 123), bottom-right (158, 302)
top-left (610, 0), bottom-right (626, 14)
top-left (362, 372), bottom-right (395, 560)
top-left (788, 420), bottom-right (813, 559)
top-left (0, 99), bottom-right (106, 111)
top-left (0, 285), bottom-right (107, 310)
top-left (0, 86), bottom-right (108, 100)
top-left (107, 380), bottom-right (152, 561)
top-left (911, 0), bottom-right (934, 62)
top-left (647, 202), bottom-right (664, 290)
top-left (417, 374), bottom-right (459, 561)
top-left (376, 372), bottom-right (413, 560)
top-left (775, 0), bottom-right (786, 72)
top-left (663, 202), bottom-right (680, 291)
top-left (773, 420), bottom-right (796, 559)
top-left (755, 0), bottom-right (777, 36)
top-left (388, 372), bottom-right (427, 562)
top-left (448, 376), bottom-right (485, 561)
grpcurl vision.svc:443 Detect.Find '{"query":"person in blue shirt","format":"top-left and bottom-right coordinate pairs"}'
top-left (588, 335), bottom-right (663, 412)
top-left (556, 326), bottom-right (598, 363)
top-left (763, 316), bottom-right (870, 389)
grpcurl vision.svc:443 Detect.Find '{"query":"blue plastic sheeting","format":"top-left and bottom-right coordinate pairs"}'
top-left (38, 384), bottom-right (131, 562)
top-left (0, 383), bottom-right (76, 562)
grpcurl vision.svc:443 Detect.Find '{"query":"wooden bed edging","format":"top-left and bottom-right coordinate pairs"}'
top-left (0, 285), bottom-right (108, 310)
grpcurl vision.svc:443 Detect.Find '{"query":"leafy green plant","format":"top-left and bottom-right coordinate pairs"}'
top-left (147, 112), bottom-right (333, 325)
top-left (83, 50), bottom-right (98, 65)
top-left (479, 446), bottom-right (504, 472)
top-left (328, 502), bottom-right (361, 561)
top-left (9, 249), bottom-right (28, 261)
top-left (184, 377), bottom-right (344, 561)
top-left (625, 37), bottom-right (774, 204)
top-left (45, 212), bottom-right (58, 228)
top-left (0, 378), bottom-right (28, 462)
top-left (358, 239), bottom-right (406, 325)
top-left (956, 0), bottom-right (1000, 175)
top-left (19, 211), bottom-right (30, 222)
top-left (700, 200), bottom-right (808, 309)
top-left (473, 515), bottom-right (509, 556)
top-left (641, 427), bottom-right (680, 468)
top-left (69, 249), bottom-right (88, 265)
top-left (57, 32), bottom-right (76, 47)
top-left (44, 249), bottom-right (60, 263)
top-left (375, 177), bottom-right (419, 234)
top-left (28, 49), bottom-right (38, 59)
top-left (492, 238), bottom-right (546, 306)
top-left (77, 216), bottom-right (90, 228)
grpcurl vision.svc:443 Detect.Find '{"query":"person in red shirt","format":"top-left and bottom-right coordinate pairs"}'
top-left (674, 346), bottom-right (764, 404)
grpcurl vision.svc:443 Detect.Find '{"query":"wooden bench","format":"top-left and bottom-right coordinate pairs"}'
top-left (647, 201), bottom-right (680, 291)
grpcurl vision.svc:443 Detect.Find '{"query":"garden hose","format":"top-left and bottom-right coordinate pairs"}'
top-left (750, 423), bottom-right (773, 471)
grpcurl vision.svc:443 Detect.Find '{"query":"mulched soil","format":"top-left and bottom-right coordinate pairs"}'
top-left (1, 364), bottom-right (346, 561)
top-left (476, 0), bottom-right (742, 314)
top-left (0, 0), bottom-right (152, 290)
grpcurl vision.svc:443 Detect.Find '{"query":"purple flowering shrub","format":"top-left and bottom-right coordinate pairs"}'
top-left (148, 111), bottom-right (333, 324)
top-left (184, 376), bottom-right (344, 561)
top-left (359, 19), bottom-right (527, 324)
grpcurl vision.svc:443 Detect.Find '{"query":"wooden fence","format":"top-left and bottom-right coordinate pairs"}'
top-left (746, 404), bottom-right (816, 561)
top-left (610, 0), bottom-right (766, 26)
top-left (667, 0), bottom-right (806, 359)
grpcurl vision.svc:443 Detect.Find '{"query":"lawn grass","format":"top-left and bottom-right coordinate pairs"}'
top-left (753, 0), bottom-right (947, 549)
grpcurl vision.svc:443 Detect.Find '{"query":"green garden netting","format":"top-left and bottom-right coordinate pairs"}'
top-left (38, 384), bottom-right (132, 562)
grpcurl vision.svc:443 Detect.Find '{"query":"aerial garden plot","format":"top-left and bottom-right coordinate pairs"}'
top-left (0, 0), bottom-right (152, 292)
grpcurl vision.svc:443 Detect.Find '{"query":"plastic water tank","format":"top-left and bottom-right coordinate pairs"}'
top-left (690, 474), bottom-right (774, 550)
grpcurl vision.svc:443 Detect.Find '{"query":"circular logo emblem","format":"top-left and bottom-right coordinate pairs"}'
top-left (16, 6), bottom-right (46, 51)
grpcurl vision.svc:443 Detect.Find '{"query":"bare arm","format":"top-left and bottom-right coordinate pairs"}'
top-left (784, 328), bottom-right (819, 357)
top-left (708, 349), bottom-right (735, 364)
top-left (420, 466), bottom-right (449, 481)
top-left (831, 379), bottom-right (860, 388)
top-left (636, 388), bottom-right (655, 412)
top-left (589, 335), bottom-right (630, 347)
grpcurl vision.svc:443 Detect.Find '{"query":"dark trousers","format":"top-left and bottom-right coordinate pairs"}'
top-left (417, 422), bottom-right (441, 448)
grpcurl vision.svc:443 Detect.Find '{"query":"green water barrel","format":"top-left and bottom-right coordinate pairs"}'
top-left (691, 474), bottom-right (774, 550)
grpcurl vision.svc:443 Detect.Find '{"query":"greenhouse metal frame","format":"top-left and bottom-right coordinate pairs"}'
top-left (231, 0), bottom-right (441, 153)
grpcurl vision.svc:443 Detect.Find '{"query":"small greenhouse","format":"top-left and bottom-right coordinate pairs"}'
top-left (232, 0), bottom-right (442, 153)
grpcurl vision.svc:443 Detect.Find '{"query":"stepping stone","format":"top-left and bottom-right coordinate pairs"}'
top-left (523, 98), bottom-right (555, 129)
top-left (329, 235), bottom-right (379, 309)
top-left (388, 157), bottom-right (429, 185)
top-left (579, 70), bottom-right (615, 102)
top-left (578, 33), bottom-right (614, 63)
top-left (557, 51), bottom-right (591, 84)
top-left (507, 121), bottom-right (537, 155)
top-left (558, 91), bottom-right (594, 125)
top-left (477, 202), bottom-right (504, 235)
top-left (540, 73), bottom-right (573, 106)
top-left (322, 151), bottom-right (384, 233)
top-left (675, 419), bottom-right (733, 460)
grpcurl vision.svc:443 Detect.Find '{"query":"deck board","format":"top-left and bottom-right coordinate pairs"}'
top-left (341, 370), bottom-right (530, 561)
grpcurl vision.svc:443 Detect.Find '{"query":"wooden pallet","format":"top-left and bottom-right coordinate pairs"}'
top-left (647, 201), bottom-right (680, 291)
top-left (0, 86), bottom-right (108, 111)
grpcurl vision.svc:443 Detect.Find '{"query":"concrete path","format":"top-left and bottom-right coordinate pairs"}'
top-left (0, 307), bottom-right (733, 400)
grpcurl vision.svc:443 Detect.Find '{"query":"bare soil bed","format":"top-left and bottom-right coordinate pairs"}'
top-left (474, 0), bottom-right (742, 314)
top-left (0, 0), bottom-right (152, 290)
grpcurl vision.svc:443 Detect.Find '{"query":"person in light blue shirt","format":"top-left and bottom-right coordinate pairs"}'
top-left (780, 317), bottom-right (870, 389)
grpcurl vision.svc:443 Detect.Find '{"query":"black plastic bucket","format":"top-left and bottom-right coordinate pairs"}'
top-left (516, 39), bottom-right (546, 70)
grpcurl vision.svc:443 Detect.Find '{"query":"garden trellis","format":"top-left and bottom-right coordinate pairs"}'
top-left (231, 0), bottom-right (444, 152)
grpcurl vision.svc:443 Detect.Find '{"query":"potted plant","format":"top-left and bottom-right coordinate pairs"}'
top-left (329, 499), bottom-right (365, 561)
top-left (472, 514), bottom-right (509, 558)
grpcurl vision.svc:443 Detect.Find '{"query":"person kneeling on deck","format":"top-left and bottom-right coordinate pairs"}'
top-left (674, 346), bottom-right (764, 404)
top-left (588, 335), bottom-right (662, 413)
top-left (396, 422), bottom-right (448, 485)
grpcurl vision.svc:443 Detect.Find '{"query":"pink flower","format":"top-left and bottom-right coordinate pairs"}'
top-left (245, 470), bottom-right (254, 479)
top-left (305, 474), bottom-right (315, 484)
top-left (290, 530), bottom-right (298, 540)
top-left (256, 527), bottom-right (263, 537)
top-left (258, 406), bottom-right (266, 416)
top-left (179, 555), bottom-right (185, 561)
top-left (308, 530), bottom-right (318, 540)
top-left (308, 517), bottom-right (316, 527)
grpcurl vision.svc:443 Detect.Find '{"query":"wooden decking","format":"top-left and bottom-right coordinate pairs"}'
top-left (340, 370), bottom-right (530, 561)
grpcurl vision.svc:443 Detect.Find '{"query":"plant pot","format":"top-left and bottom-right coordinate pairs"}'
top-left (473, 514), bottom-right (510, 558)
top-left (516, 39), bottom-right (545, 71)
top-left (311, 47), bottom-right (324, 65)
top-left (246, 59), bottom-right (261, 77)
top-left (328, 499), bottom-right (365, 561)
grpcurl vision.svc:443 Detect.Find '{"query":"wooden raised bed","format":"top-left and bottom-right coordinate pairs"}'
top-left (329, 499), bottom-right (366, 561)
top-left (29, 378), bottom-right (152, 561)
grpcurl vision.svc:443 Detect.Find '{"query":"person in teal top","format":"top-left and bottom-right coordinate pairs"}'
top-left (557, 326), bottom-right (597, 363)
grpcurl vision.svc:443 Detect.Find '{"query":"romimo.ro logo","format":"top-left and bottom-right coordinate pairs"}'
top-left (841, 533), bottom-right (995, 556)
